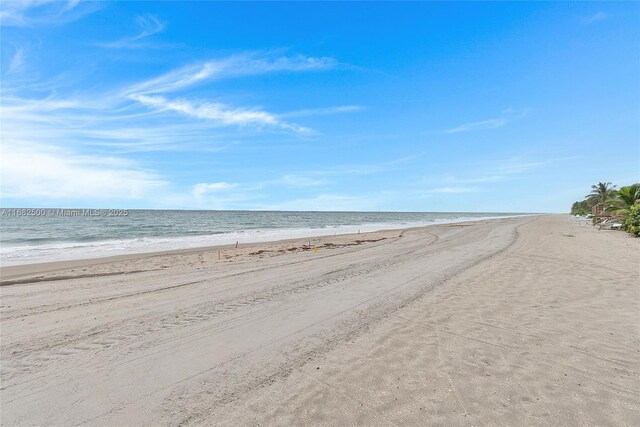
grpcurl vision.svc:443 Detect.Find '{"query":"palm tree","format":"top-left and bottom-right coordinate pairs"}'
top-left (606, 184), bottom-right (640, 216)
top-left (587, 182), bottom-right (617, 205)
top-left (617, 184), bottom-right (640, 207)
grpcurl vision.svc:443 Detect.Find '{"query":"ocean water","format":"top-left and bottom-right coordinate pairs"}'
top-left (0, 209), bottom-right (530, 265)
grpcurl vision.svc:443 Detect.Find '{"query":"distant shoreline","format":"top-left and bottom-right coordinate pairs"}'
top-left (0, 212), bottom-right (538, 267)
top-left (0, 214), bottom-right (543, 283)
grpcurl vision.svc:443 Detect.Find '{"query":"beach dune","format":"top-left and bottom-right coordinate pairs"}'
top-left (1, 215), bottom-right (638, 425)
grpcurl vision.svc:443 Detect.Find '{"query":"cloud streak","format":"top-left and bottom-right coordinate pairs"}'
top-left (7, 47), bottom-right (26, 74)
top-left (117, 52), bottom-right (339, 133)
top-left (130, 94), bottom-right (311, 133)
top-left (192, 182), bottom-right (238, 197)
top-left (99, 14), bottom-right (165, 49)
top-left (280, 105), bottom-right (364, 118)
top-left (443, 118), bottom-right (507, 134)
top-left (2, 51), bottom-right (343, 158)
top-left (581, 12), bottom-right (609, 25)
top-left (436, 157), bottom-right (575, 188)
top-left (125, 53), bottom-right (336, 96)
top-left (0, 0), bottom-right (98, 27)
top-left (443, 107), bottom-right (528, 134)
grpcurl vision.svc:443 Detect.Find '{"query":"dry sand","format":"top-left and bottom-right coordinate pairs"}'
top-left (1, 215), bottom-right (638, 425)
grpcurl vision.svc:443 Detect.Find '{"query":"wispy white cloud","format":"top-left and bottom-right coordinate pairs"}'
top-left (185, 182), bottom-right (268, 210)
top-left (99, 14), bottom-right (165, 49)
top-left (443, 107), bottom-right (529, 134)
top-left (0, 50), bottom-right (352, 205)
top-left (443, 118), bottom-right (507, 134)
top-left (581, 12), bottom-right (609, 25)
top-left (501, 107), bottom-right (529, 117)
top-left (130, 94), bottom-right (311, 133)
top-left (436, 156), bottom-right (576, 187)
top-left (307, 156), bottom-right (417, 177)
top-left (0, 142), bottom-right (166, 200)
top-left (1, 91), bottom-right (254, 152)
top-left (0, 0), bottom-right (98, 27)
top-left (245, 157), bottom-right (411, 199)
top-left (192, 182), bottom-right (238, 197)
top-left (7, 47), bottom-right (26, 74)
top-left (0, 140), bottom-right (271, 208)
top-left (496, 159), bottom-right (553, 175)
top-left (125, 53), bottom-right (336, 96)
top-left (225, 52), bottom-right (336, 74)
top-left (124, 62), bottom-right (223, 96)
top-left (118, 52), bottom-right (339, 133)
top-left (1, 50), bottom-right (343, 155)
top-left (280, 105), bottom-right (364, 118)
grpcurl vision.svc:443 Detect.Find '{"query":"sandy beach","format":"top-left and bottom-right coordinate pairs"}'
top-left (1, 214), bottom-right (638, 426)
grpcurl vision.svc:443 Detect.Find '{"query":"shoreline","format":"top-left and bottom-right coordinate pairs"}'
top-left (0, 214), bottom-right (539, 282)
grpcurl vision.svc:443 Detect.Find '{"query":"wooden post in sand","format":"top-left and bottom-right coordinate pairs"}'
top-left (235, 241), bottom-right (238, 249)
top-left (218, 251), bottom-right (221, 260)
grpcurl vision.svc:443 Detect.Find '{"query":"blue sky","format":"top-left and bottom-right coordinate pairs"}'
top-left (1, 1), bottom-right (638, 212)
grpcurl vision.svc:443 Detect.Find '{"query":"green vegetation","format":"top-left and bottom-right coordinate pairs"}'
top-left (570, 181), bottom-right (615, 215)
top-left (587, 182), bottom-right (617, 205)
top-left (570, 200), bottom-right (592, 216)
top-left (570, 182), bottom-right (640, 237)
top-left (623, 204), bottom-right (640, 237)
